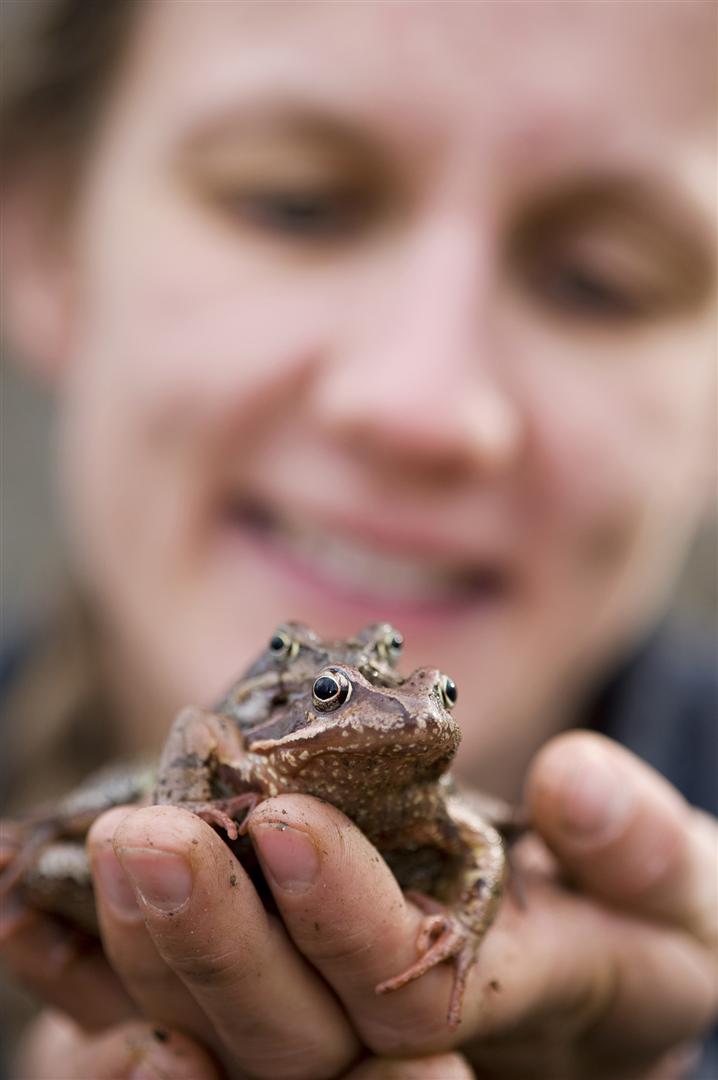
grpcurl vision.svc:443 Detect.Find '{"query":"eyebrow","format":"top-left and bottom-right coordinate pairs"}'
top-left (176, 99), bottom-right (385, 164)
top-left (175, 98), bottom-right (717, 291)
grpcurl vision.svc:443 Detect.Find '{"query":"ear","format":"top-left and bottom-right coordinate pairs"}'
top-left (1, 179), bottom-right (76, 385)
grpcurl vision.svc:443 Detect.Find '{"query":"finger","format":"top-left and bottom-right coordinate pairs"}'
top-left (16, 1011), bottom-right (220, 1080)
top-left (247, 795), bottom-right (471, 1056)
top-left (345, 1052), bottom-right (476, 1079)
top-left (111, 804), bottom-right (360, 1080)
top-left (88, 808), bottom-right (223, 1049)
top-left (526, 731), bottom-right (718, 947)
top-left (460, 874), bottom-right (716, 1064)
top-left (0, 893), bottom-right (135, 1031)
top-left (258, 797), bottom-right (714, 1065)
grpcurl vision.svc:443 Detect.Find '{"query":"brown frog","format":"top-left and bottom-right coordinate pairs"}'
top-left (2, 623), bottom-right (511, 1028)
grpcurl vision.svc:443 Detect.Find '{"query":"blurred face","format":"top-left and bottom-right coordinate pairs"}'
top-left (45, 1), bottom-right (716, 790)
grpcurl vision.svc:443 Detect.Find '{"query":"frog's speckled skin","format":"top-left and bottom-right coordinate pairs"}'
top-left (1, 623), bottom-right (509, 1028)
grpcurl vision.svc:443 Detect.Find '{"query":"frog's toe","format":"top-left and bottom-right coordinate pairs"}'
top-left (375, 898), bottom-right (478, 1029)
top-left (194, 805), bottom-right (240, 840)
top-left (188, 793), bottom-right (262, 841)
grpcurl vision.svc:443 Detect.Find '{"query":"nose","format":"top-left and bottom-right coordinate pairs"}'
top-left (315, 215), bottom-right (523, 480)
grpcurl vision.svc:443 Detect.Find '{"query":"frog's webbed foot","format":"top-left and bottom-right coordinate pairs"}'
top-left (375, 891), bottom-right (479, 1030)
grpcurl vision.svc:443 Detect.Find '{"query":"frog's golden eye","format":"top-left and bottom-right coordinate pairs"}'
top-left (268, 627), bottom-right (299, 661)
top-left (312, 667), bottom-right (352, 711)
top-left (438, 674), bottom-right (458, 709)
top-left (377, 626), bottom-right (404, 662)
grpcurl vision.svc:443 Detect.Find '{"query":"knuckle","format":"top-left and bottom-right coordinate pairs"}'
top-left (300, 921), bottom-right (374, 966)
top-left (163, 940), bottom-right (250, 989)
top-left (363, 1003), bottom-right (455, 1057)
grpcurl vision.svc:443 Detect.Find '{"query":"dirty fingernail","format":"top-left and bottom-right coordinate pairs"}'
top-left (116, 848), bottom-right (193, 913)
top-left (251, 822), bottom-right (320, 892)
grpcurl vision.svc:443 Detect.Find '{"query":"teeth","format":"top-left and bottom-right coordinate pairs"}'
top-left (280, 511), bottom-right (492, 600)
top-left (282, 522), bottom-right (472, 601)
top-left (229, 498), bottom-right (505, 603)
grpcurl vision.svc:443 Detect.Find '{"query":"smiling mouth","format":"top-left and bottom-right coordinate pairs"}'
top-left (222, 496), bottom-right (512, 612)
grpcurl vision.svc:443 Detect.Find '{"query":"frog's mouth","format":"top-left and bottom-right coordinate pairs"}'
top-left (249, 709), bottom-right (461, 765)
top-left (223, 495), bottom-right (511, 613)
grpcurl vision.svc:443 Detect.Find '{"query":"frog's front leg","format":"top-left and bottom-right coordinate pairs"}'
top-left (376, 803), bottom-right (506, 1029)
top-left (154, 706), bottom-right (259, 840)
top-left (0, 762), bottom-right (154, 900)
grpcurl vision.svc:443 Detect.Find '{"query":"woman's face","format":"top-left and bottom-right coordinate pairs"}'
top-left (35, 1), bottom-right (717, 788)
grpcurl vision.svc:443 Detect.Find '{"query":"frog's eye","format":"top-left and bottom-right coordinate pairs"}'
top-left (377, 626), bottom-right (404, 662)
top-left (438, 674), bottom-right (458, 709)
top-left (312, 668), bottom-right (352, 711)
top-left (268, 627), bottom-right (299, 661)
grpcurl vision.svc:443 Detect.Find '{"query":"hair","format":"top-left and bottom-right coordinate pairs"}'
top-left (0, 0), bottom-right (138, 189)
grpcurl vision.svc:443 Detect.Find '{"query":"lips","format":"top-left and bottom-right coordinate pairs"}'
top-left (221, 494), bottom-right (512, 614)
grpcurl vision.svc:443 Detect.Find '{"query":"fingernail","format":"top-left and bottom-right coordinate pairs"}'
top-left (560, 749), bottom-right (633, 839)
top-left (251, 822), bottom-right (320, 892)
top-left (116, 848), bottom-right (193, 913)
top-left (93, 849), bottom-right (143, 922)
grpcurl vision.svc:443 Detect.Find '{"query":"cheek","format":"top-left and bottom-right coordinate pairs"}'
top-left (59, 232), bottom-right (344, 514)
top-left (74, 261), bottom-right (328, 437)
top-left (521, 328), bottom-right (714, 582)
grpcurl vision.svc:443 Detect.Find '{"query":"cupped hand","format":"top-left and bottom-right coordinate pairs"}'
top-left (5, 731), bottom-right (717, 1080)
top-left (13, 1013), bottom-right (473, 1080)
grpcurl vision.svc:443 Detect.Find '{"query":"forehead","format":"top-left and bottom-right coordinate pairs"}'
top-left (125, 0), bottom-right (715, 152)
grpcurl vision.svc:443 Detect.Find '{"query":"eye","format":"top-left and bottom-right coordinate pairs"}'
top-left (227, 186), bottom-right (371, 242)
top-left (537, 262), bottom-right (645, 319)
top-left (268, 627), bottom-right (299, 661)
top-left (312, 668), bottom-right (353, 711)
top-left (377, 626), bottom-right (404, 663)
top-left (438, 674), bottom-right (458, 709)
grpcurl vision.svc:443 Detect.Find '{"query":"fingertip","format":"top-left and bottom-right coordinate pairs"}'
top-left (525, 732), bottom-right (711, 932)
top-left (346, 1051), bottom-right (476, 1079)
top-left (18, 1014), bottom-right (221, 1080)
top-left (123, 1024), bottom-right (221, 1080)
top-left (87, 805), bottom-right (138, 852)
top-left (526, 731), bottom-right (636, 848)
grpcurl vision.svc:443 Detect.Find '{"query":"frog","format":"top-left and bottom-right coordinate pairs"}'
top-left (1, 623), bottom-right (512, 1028)
top-left (155, 620), bottom-right (408, 834)
top-left (214, 620), bottom-right (405, 732)
top-left (0, 620), bottom-right (404, 890)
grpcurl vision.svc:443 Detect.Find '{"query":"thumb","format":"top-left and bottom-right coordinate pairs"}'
top-left (526, 731), bottom-right (717, 948)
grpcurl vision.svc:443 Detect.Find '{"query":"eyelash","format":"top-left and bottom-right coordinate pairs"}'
top-left (225, 187), bottom-right (370, 241)
top-left (528, 260), bottom-right (652, 321)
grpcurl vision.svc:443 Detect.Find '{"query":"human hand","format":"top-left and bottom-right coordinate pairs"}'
top-left (12, 1011), bottom-right (474, 1080)
top-left (2, 806), bottom-right (475, 1079)
top-left (4, 731), bottom-right (716, 1079)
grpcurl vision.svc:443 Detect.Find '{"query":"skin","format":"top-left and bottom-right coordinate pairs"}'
top-left (0, 0), bottom-right (716, 1077)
